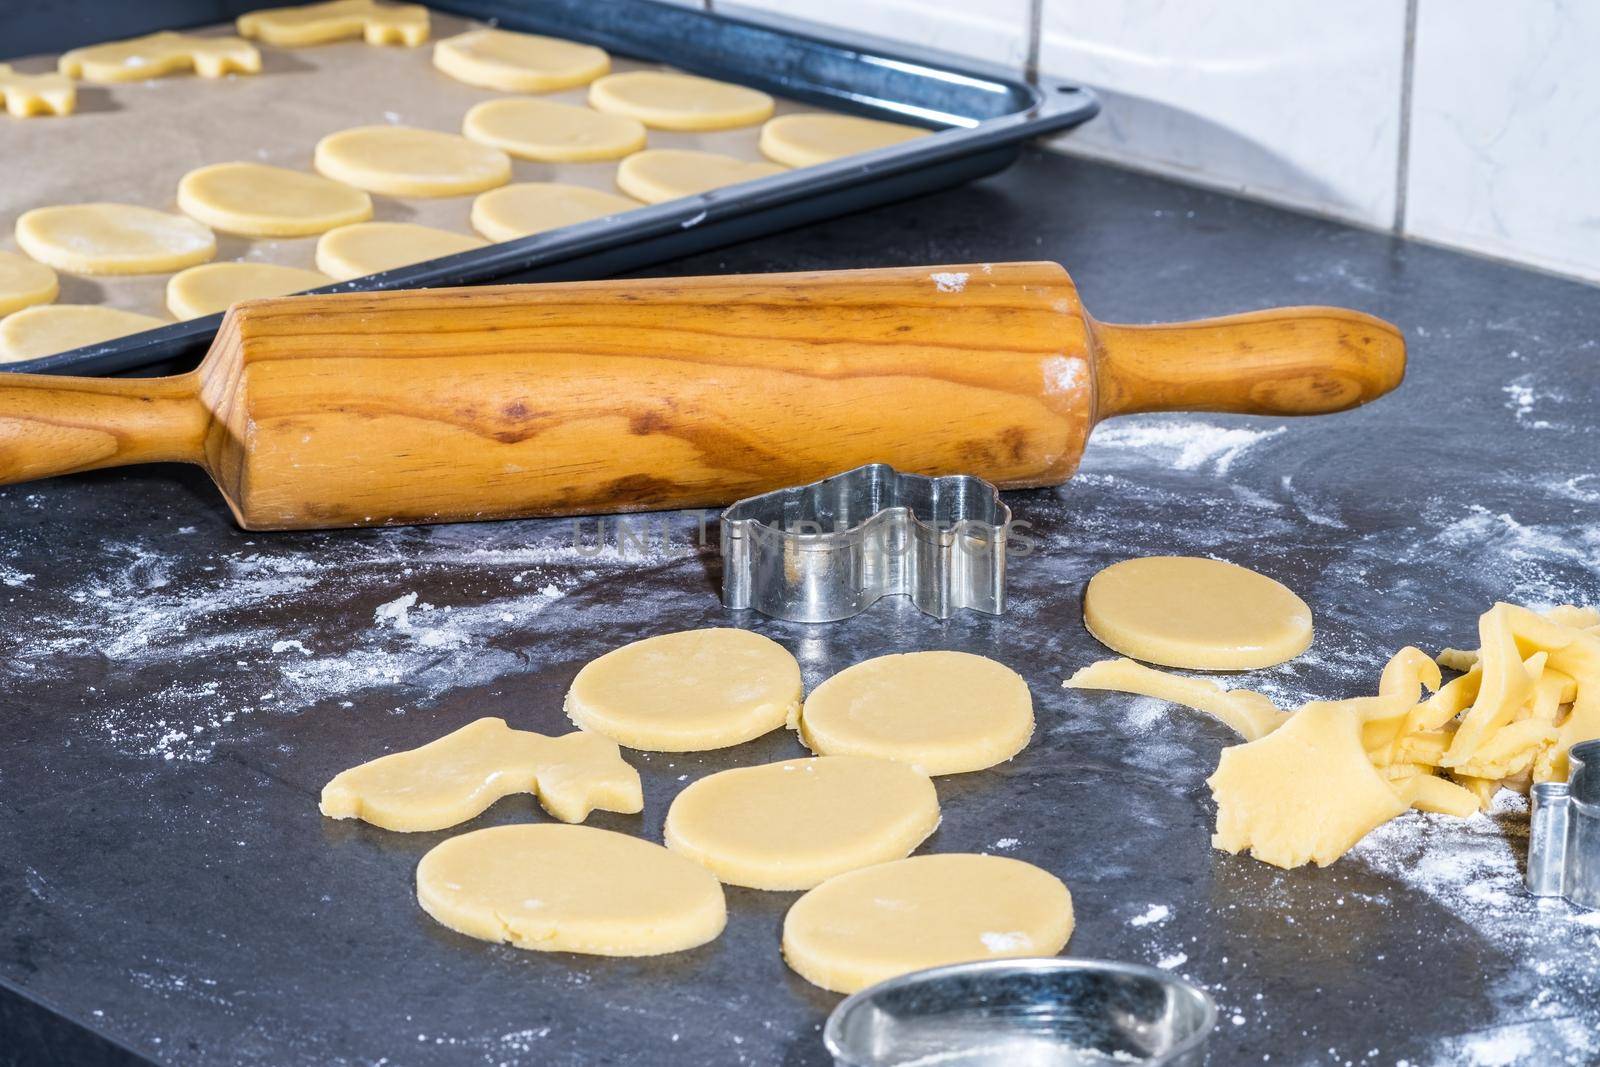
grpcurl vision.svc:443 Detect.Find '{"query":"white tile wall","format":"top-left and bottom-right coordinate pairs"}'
top-left (1405, 0), bottom-right (1600, 282)
top-left (718, 0), bottom-right (1031, 71)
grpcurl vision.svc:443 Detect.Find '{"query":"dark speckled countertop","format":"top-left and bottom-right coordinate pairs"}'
top-left (3, 146), bottom-right (1598, 1067)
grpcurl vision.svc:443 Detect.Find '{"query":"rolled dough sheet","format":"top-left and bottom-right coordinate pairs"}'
top-left (782, 853), bottom-right (1075, 994)
top-left (798, 651), bottom-right (1034, 775)
top-left (434, 28), bottom-right (610, 92)
top-left (616, 149), bottom-right (785, 205)
top-left (416, 824), bottom-right (726, 956)
top-left (0, 64), bottom-right (75, 117)
top-left (166, 263), bottom-right (332, 319)
top-left (564, 628), bottom-right (802, 752)
top-left (320, 716), bottom-right (642, 830)
top-left (0, 253), bottom-right (59, 316)
top-left (1084, 556), bottom-right (1313, 670)
top-left (1064, 658), bottom-right (1287, 741)
top-left (663, 756), bottom-right (940, 890)
top-left (758, 113), bottom-right (927, 167)
top-left (177, 162), bottom-right (373, 237)
top-left (16, 204), bottom-right (216, 276)
top-left (58, 31), bottom-right (261, 83)
top-left (462, 98), bottom-right (646, 162)
top-left (0, 305), bottom-right (167, 363)
top-left (315, 221), bottom-right (487, 281)
top-left (589, 71), bottom-right (774, 131)
top-left (313, 126), bottom-right (511, 197)
top-left (470, 183), bottom-right (642, 241)
top-left (237, 0), bottom-right (430, 47)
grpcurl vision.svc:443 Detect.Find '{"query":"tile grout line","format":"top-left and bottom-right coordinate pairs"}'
top-left (1392, 0), bottom-right (1420, 234)
top-left (1024, 0), bottom-right (1044, 83)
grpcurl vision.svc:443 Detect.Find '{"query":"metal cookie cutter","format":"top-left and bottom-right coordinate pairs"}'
top-left (1527, 738), bottom-right (1600, 910)
top-left (720, 464), bottom-right (1012, 623)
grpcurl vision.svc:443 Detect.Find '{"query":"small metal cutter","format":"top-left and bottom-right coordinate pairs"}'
top-left (719, 464), bottom-right (1012, 623)
top-left (1527, 738), bottom-right (1600, 910)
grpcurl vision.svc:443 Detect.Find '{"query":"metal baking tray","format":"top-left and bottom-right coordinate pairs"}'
top-left (0, 0), bottom-right (1098, 377)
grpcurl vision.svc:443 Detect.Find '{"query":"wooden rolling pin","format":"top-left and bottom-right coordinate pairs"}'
top-left (0, 262), bottom-right (1403, 530)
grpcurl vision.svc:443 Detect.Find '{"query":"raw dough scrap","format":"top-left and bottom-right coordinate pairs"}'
top-left (315, 222), bottom-right (487, 281)
top-left (1064, 657), bottom-right (1287, 741)
top-left (1084, 556), bottom-right (1313, 670)
top-left (416, 824), bottom-right (725, 956)
top-left (0, 64), bottom-right (75, 118)
top-left (759, 113), bottom-right (927, 167)
top-left (589, 70), bottom-right (774, 131)
top-left (663, 756), bottom-right (940, 890)
top-left (565, 628), bottom-right (801, 752)
top-left (616, 148), bottom-right (785, 204)
top-left (314, 125), bottom-right (511, 197)
top-left (462, 98), bottom-right (645, 162)
top-left (782, 854), bottom-right (1074, 994)
top-left (166, 263), bottom-right (333, 319)
top-left (470, 183), bottom-right (641, 242)
top-left (434, 29), bottom-right (610, 92)
top-left (16, 203), bottom-right (216, 275)
top-left (0, 305), bottom-right (167, 364)
top-left (320, 716), bottom-right (642, 830)
top-left (0, 252), bottom-right (59, 316)
top-left (177, 162), bottom-right (373, 237)
top-left (237, 0), bottom-right (429, 47)
top-left (798, 651), bottom-right (1033, 776)
top-left (58, 31), bottom-right (261, 83)
top-left (1207, 701), bottom-right (1408, 869)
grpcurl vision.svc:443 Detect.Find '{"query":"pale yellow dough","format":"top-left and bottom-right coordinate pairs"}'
top-left (663, 756), bottom-right (940, 890)
top-left (1065, 658), bottom-right (1287, 741)
top-left (166, 263), bottom-right (332, 319)
top-left (314, 126), bottom-right (511, 197)
top-left (58, 31), bottom-right (260, 83)
top-left (589, 71), bottom-right (773, 131)
top-left (566, 628), bottom-right (801, 751)
top-left (177, 163), bottom-right (373, 237)
top-left (314, 222), bottom-right (487, 281)
top-left (0, 64), bottom-right (75, 117)
top-left (1084, 556), bottom-right (1313, 670)
top-left (434, 29), bottom-right (609, 92)
top-left (416, 825), bottom-right (726, 956)
top-left (782, 854), bottom-right (1074, 994)
top-left (616, 149), bottom-right (785, 205)
top-left (798, 651), bottom-right (1033, 776)
top-left (0, 305), bottom-right (167, 363)
top-left (470, 183), bottom-right (641, 241)
top-left (462, 98), bottom-right (645, 162)
top-left (0, 253), bottom-right (59, 316)
top-left (237, 0), bottom-right (429, 47)
top-left (759, 113), bottom-right (927, 167)
top-left (16, 204), bottom-right (215, 276)
top-left (319, 717), bottom-right (641, 830)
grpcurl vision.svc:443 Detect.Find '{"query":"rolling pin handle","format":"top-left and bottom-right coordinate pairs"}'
top-left (1088, 306), bottom-right (1406, 420)
top-left (0, 372), bottom-right (208, 485)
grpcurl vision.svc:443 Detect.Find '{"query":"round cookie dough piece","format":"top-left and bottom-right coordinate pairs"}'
top-left (434, 28), bottom-right (609, 92)
top-left (0, 305), bottom-right (167, 363)
top-left (16, 203), bottom-right (215, 275)
top-left (758, 112), bottom-right (928, 168)
top-left (1083, 556), bottom-right (1313, 670)
top-left (166, 262), bottom-right (333, 319)
top-left (663, 756), bottom-right (940, 890)
top-left (470, 183), bottom-right (641, 241)
top-left (313, 125), bottom-right (511, 197)
top-left (0, 253), bottom-right (59, 316)
top-left (315, 221), bottom-right (487, 281)
top-left (462, 97), bottom-right (646, 163)
top-left (417, 824), bottom-right (725, 956)
top-left (616, 149), bottom-right (785, 205)
top-left (799, 651), bottom-right (1033, 776)
top-left (177, 162), bottom-right (373, 238)
top-left (565, 628), bottom-right (802, 752)
top-left (588, 70), bottom-right (773, 131)
top-left (782, 853), bottom-right (1075, 993)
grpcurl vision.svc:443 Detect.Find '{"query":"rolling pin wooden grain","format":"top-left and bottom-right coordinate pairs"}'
top-left (0, 262), bottom-right (1404, 530)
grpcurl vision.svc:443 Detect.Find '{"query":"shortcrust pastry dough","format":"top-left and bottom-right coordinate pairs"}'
top-left (589, 70), bottom-right (773, 131)
top-left (616, 148), bottom-right (784, 205)
top-left (470, 183), bottom-right (641, 241)
top-left (759, 113), bottom-right (927, 167)
top-left (237, 0), bottom-right (429, 47)
top-left (177, 162), bottom-right (373, 237)
top-left (166, 263), bottom-right (333, 319)
top-left (0, 253), bottom-right (59, 316)
top-left (0, 305), bottom-right (166, 363)
top-left (59, 31), bottom-right (260, 82)
top-left (314, 221), bottom-right (487, 280)
top-left (16, 203), bottom-right (215, 275)
top-left (314, 126), bottom-right (511, 197)
top-left (462, 97), bottom-right (645, 162)
top-left (434, 29), bottom-right (609, 92)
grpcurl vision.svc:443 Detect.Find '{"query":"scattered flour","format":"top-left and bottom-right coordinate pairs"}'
top-left (1155, 952), bottom-right (1187, 970)
top-left (929, 271), bottom-right (968, 293)
top-left (978, 931), bottom-right (1031, 953)
top-left (1129, 904), bottom-right (1171, 927)
top-left (1088, 419), bottom-right (1286, 475)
